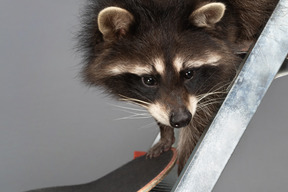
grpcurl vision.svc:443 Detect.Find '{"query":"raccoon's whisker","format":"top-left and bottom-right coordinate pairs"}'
top-left (113, 109), bottom-right (144, 116)
top-left (210, 81), bottom-right (231, 92)
top-left (117, 113), bottom-right (151, 120)
top-left (200, 82), bottom-right (231, 95)
top-left (196, 70), bottom-right (231, 95)
top-left (116, 116), bottom-right (152, 120)
top-left (197, 91), bottom-right (225, 102)
top-left (197, 98), bottom-right (225, 114)
top-left (195, 108), bottom-right (214, 119)
top-left (196, 81), bottom-right (231, 99)
top-left (138, 121), bottom-right (157, 130)
top-left (120, 94), bottom-right (152, 103)
top-left (119, 99), bottom-right (149, 108)
top-left (198, 101), bottom-right (223, 109)
top-left (198, 100), bottom-right (224, 108)
top-left (197, 91), bottom-right (227, 102)
top-left (199, 96), bottom-right (225, 103)
top-left (115, 113), bottom-right (152, 121)
top-left (196, 86), bottom-right (227, 101)
top-left (109, 103), bottom-right (147, 113)
top-left (108, 102), bottom-right (151, 120)
top-left (198, 97), bottom-right (225, 105)
top-left (118, 94), bottom-right (150, 107)
top-left (125, 102), bottom-right (149, 110)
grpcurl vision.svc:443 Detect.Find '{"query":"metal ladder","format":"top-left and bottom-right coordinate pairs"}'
top-left (172, 0), bottom-right (288, 191)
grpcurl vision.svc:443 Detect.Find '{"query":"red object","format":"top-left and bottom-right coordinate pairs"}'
top-left (134, 151), bottom-right (147, 159)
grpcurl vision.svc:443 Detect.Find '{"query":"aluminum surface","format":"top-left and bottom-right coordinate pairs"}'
top-left (173, 0), bottom-right (288, 191)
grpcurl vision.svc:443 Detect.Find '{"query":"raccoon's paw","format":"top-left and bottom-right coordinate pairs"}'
top-left (146, 137), bottom-right (175, 159)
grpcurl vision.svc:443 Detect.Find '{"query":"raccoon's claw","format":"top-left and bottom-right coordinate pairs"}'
top-left (146, 137), bottom-right (175, 159)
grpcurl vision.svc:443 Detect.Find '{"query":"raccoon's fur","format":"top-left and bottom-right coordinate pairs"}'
top-left (77, 0), bottom-right (278, 174)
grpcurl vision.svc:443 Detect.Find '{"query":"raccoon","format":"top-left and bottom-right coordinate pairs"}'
top-left (77, 0), bottom-right (278, 174)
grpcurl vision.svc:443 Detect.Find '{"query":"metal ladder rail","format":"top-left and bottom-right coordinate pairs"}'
top-left (172, 0), bottom-right (288, 191)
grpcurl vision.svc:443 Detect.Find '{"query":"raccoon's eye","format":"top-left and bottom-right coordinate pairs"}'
top-left (184, 70), bottom-right (194, 79)
top-left (142, 76), bottom-right (157, 86)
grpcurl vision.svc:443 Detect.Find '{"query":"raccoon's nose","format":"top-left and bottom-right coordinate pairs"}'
top-left (170, 108), bottom-right (192, 128)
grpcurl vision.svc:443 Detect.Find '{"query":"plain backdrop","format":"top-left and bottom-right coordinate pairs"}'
top-left (0, 1), bottom-right (287, 192)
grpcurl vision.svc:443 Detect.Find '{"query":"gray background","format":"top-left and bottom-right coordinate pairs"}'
top-left (0, 1), bottom-right (287, 192)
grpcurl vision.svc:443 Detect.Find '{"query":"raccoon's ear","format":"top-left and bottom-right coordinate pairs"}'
top-left (98, 6), bottom-right (134, 41)
top-left (190, 3), bottom-right (225, 28)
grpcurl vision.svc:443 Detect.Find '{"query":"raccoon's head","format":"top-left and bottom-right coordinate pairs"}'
top-left (80, 1), bottom-right (242, 128)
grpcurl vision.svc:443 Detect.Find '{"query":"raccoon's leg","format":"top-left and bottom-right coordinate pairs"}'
top-left (177, 125), bottom-right (201, 175)
top-left (147, 124), bottom-right (175, 158)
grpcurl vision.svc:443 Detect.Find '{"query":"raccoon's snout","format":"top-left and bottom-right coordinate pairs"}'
top-left (170, 108), bottom-right (192, 128)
